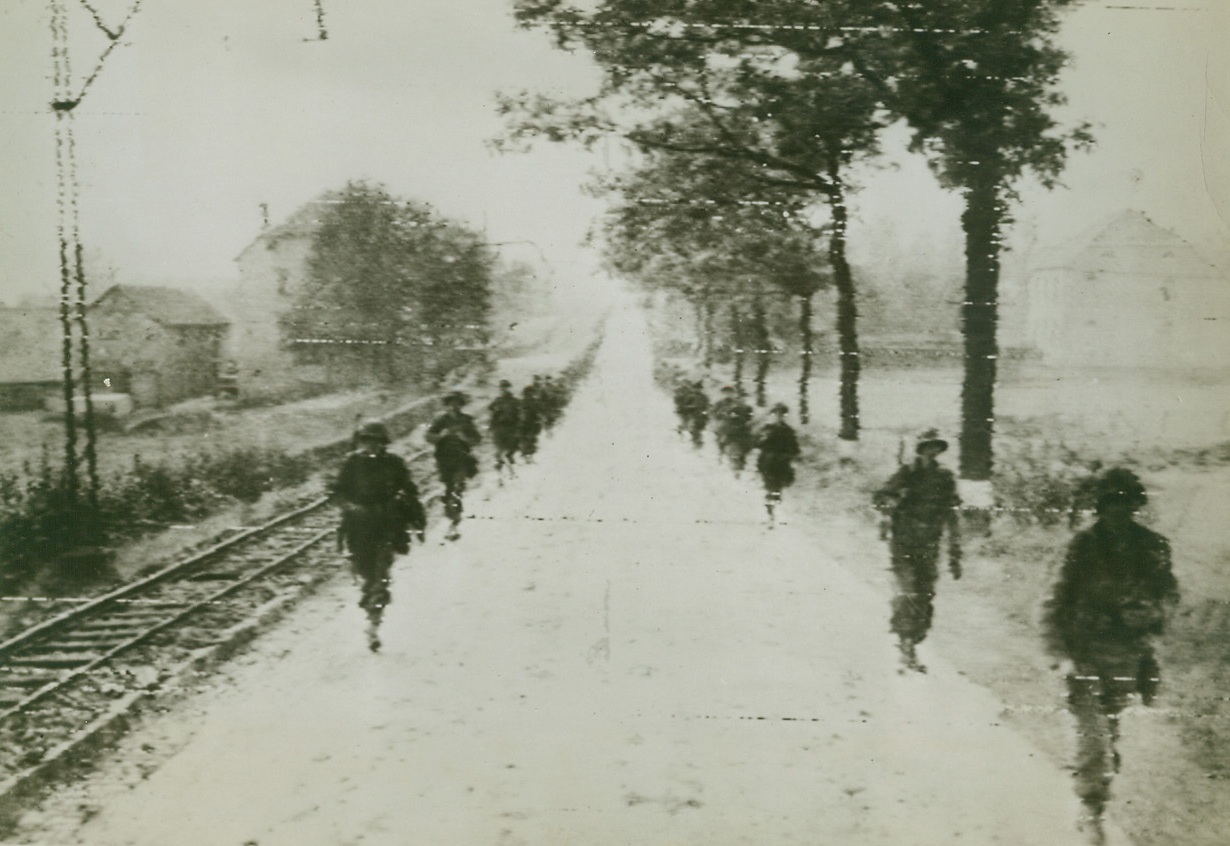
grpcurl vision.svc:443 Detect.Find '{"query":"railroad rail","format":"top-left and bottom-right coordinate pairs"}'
top-left (0, 445), bottom-right (435, 794)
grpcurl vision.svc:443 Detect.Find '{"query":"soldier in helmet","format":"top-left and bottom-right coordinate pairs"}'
top-left (1042, 468), bottom-right (1178, 843)
top-left (488, 379), bottom-right (522, 483)
top-left (332, 420), bottom-right (426, 652)
top-left (678, 380), bottom-right (711, 448)
top-left (872, 428), bottom-right (962, 674)
top-left (754, 402), bottom-right (800, 526)
top-left (426, 391), bottom-right (481, 540)
top-left (519, 377), bottom-right (545, 463)
top-left (712, 385), bottom-right (755, 475)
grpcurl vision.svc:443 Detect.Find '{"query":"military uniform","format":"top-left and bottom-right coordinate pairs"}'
top-left (754, 405), bottom-right (800, 524)
top-left (873, 430), bottom-right (961, 672)
top-left (332, 422), bottom-right (425, 650)
top-left (488, 384), bottom-right (522, 475)
top-left (678, 381), bottom-right (710, 447)
top-left (519, 381), bottom-right (544, 460)
top-left (427, 401), bottom-right (481, 537)
top-left (1042, 475), bottom-right (1177, 832)
top-left (713, 390), bottom-right (755, 473)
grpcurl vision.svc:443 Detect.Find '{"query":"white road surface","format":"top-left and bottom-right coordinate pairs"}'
top-left (10, 302), bottom-right (1127, 846)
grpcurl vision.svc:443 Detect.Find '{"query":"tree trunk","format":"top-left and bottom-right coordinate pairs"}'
top-left (797, 292), bottom-right (814, 425)
top-left (752, 293), bottom-right (770, 407)
top-left (958, 174), bottom-right (1003, 482)
top-left (701, 296), bottom-right (715, 371)
top-left (730, 303), bottom-right (745, 394)
top-left (827, 171), bottom-right (860, 443)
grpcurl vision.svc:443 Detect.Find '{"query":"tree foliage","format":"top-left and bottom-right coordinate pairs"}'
top-left (280, 181), bottom-right (494, 384)
top-left (501, 0), bottom-right (883, 438)
top-left (505, 0), bottom-right (1092, 472)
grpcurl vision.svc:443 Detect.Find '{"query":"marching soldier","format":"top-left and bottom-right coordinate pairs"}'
top-left (332, 420), bottom-right (426, 652)
top-left (872, 428), bottom-right (962, 674)
top-left (679, 380), bottom-right (711, 448)
top-left (488, 379), bottom-right (522, 483)
top-left (712, 385), bottom-right (755, 475)
top-left (754, 402), bottom-right (800, 526)
top-left (1042, 468), bottom-right (1178, 843)
top-left (426, 391), bottom-right (481, 541)
top-left (519, 378), bottom-right (544, 462)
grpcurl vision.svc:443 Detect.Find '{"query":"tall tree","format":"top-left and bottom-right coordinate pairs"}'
top-left (501, 0), bottom-right (883, 442)
top-left (843, 0), bottom-right (1093, 482)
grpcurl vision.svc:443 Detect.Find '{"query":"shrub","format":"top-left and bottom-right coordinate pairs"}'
top-left (0, 444), bottom-right (313, 588)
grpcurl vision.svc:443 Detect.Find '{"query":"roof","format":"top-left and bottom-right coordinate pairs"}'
top-left (0, 308), bottom-right (63, 383)
top-left (92, 285), bottom-right (230, 327)
top-left (234, 190), bottom-right (343, 262)
top-left (1033, 210), bottom-right (1223, 279)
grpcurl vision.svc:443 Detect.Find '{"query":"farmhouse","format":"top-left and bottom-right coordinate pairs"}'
top-left (90, 285), bottom-right (230, 408)
top-left (221, 192), bottom-right (341, 399)
top-left (1026, 211), bottom-right (1230, 371)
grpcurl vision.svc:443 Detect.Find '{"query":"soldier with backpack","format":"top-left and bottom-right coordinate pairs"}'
top-left (332, 420), bottom-right (426, 652)
top-left (488, 379), bottom-right (522, 483)
top-left (1042, 468), bottom-right (1178, 843)
top-left (754, 402), bottom-right (800, 526)
top-left (712, 385), bottom-right (755, 475)
top-left (426, 391), bottom-right (481, 541)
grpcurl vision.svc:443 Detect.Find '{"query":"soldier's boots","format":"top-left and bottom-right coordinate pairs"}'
top-left (897, 639), bottom-right (927, 674)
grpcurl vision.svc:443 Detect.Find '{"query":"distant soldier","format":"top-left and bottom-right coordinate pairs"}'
top-left (712, 385), bottom-right (755, 475)
top-left (540, 374), bottom-right (565, 432)
top-left (488, 379), bottom-right (522, 482)
top-left (426, 391), bottom-right (481, 541)
top-left (1042, 468), bottom-right (1178, 843)
top-left (519, 378), bottom-right (544, 462)
top-left (678, 380), bottom-right (710, 448)
top-left (672, 379), bottom-right (694, 436)
top-left (872, 428), bottom-right (962, 674)
top-left (754, 402), bottom-right (800, 526)
top-left (332, 420), bottom-right (426, 652)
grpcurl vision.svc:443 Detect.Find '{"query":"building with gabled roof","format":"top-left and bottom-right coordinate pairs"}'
top-left (1026, 210), bottom-right (1230, 370)
top-left (220, 192), bottom-right (343, 400)
top-left (90, 284), bottom-right (231, 408)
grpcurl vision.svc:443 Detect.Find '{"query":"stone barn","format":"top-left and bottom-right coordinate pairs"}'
top-left (1026, 211), bottom-right (1230, 371)
top-left (90, 285), bottom-right (230, 408)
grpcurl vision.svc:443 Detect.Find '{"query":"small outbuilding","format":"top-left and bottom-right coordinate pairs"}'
top-left (1026, 211), bottom-right (1230, 371)
top-left (90, 285), bottom-right (231, 408)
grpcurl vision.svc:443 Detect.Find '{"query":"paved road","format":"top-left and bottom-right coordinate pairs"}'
top-left (9, 302), bottom-right (1126, 846)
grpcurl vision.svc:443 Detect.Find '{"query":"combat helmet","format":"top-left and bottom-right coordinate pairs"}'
top-left (914, 428), bottom-right (948, 454)
top-left (355, 420), bottom-right (390, 444)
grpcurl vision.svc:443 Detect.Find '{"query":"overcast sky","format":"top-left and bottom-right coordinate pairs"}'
top-left (0, 0), bottom-right (1226, 305)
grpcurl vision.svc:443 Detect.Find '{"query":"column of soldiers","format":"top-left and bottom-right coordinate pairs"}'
top-left (330, 375), bottom-right (571, 649)
top-left (485, 375), bottom-right (567, 482)
top-left (673, 378), bottom-right (802, 527)
top-left (672, 375), bottom-right (1178, 841)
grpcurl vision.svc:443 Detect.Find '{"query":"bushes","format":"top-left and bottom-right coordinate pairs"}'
top-left (0, 446), bottom-right (313, 588)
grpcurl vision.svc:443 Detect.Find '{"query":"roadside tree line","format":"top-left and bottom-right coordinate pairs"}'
top-left (496, 0), bottom-right (1092, 486)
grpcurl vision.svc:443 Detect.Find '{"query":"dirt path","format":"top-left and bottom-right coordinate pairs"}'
top-left (7, 301), bottom-right (1123, 846)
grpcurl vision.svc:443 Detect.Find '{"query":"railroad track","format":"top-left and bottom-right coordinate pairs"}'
top-left (0, 446), bottom-right (436, 794)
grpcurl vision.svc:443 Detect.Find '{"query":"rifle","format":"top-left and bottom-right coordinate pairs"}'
top-left (878, 436), bottom-right (908, 542)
